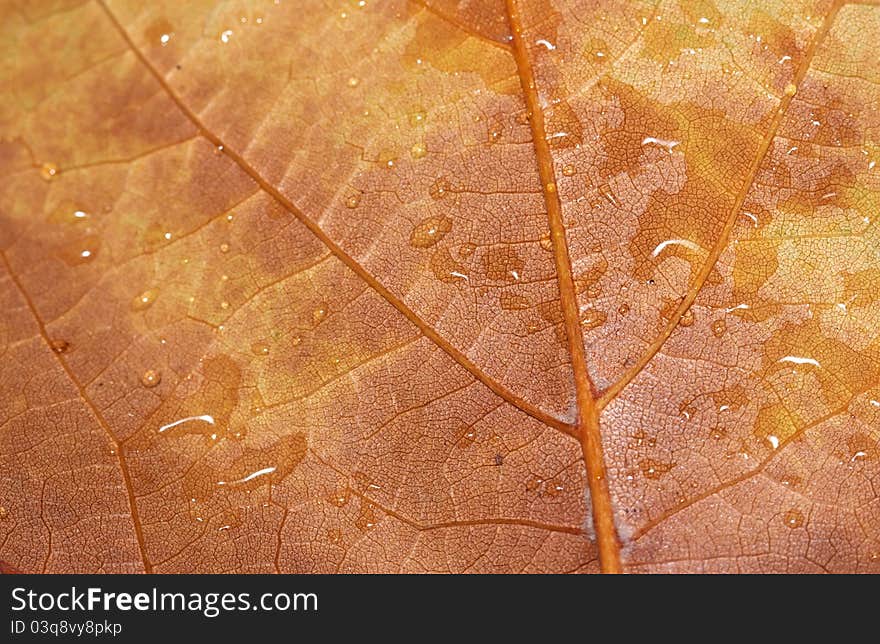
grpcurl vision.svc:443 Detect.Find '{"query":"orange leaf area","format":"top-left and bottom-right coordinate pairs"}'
top-left (1, 0), bottom-right (879, 573)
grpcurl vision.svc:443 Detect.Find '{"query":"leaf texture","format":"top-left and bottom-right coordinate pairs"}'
top-left (1, 0), bottom-right (879, 573)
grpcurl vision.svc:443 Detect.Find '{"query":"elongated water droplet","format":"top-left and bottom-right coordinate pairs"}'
top-left (581, 307), bottom-right (607, 330)
top-left (562, 164), bottom-right (576, 176)
top-left (131, 288), bottom-right (160, 311)
top-left (598, 183), bottom-right (618, 206)
top-left (251, 340), bottom-right (270, 356)
top-left (312, 306), bottom-right (327, 326)
top-left (410, 216), bottom-right (452, 249)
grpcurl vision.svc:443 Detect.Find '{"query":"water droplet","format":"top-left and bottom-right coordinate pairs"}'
top-left (562, 164), bottom-right (576, 177)
top-left (539, 232), bottom-right (553, 251)
top-left (345, 194), bottom-right (360, 209)
top-left (783, 83), bottom-right (798, 97)
top-left (598, 183), bottom-right (617, 206)
top-left (641, 137), bottom-right (680, 154)
top-left (711, 319), bottom-right (727, 337)
top-left (141, 369), bottom-right (161, 388)
top-left (291, 335), bottom-right (302, 347)
top-left (347, 76), bottom-right (359, 88)
top-left (328, 486), bottom-right (349, 507)
top-left (784, 509), bottom-right (803, 528)
top-left (0, 506), bottom-right (6, 519)
top-left (458, 428), bottom-right (476, 448)
top-left (312, 306), bottom-right (327, 326)
top-left (50, 339), bottom-right (70, 354)
top-left (220, 301), bottom-right (230, 310)
top-left (251, 340), bottom-right (270, 356)
top-left (430, 248), bottom-right (469, 283)
top-left (48, 201), bottom-right (89, 225)
top-left (526, 475), bottom-right (543, 492)
top-left (429, 177), bottom-right (452, 200)
top-left (458, 243), bottom-right (476, 258)
top-left (131, 288), bottom-right (160, 311)
top-left (410, 143), bottom-right (427, 159)
top-left (639, 458), bottom-right (676, 479)
top-left (500, 293), bottom-right (530, 310)
top-left (410, 216), bottom-right (452, 249)
top-left (679, 308), bottom-right (695, 327)
top-left (355, 502), bottom-right (378, 531)
top-left (219, 242), bottom-right (230, 253)
top-left (618, 303), bottom-right (630, 315)
top-left (60, 236), bottom-right (100, 265)
top-left (40, 162), bottom-right (59, 181)
top-left (220, 29), bottom-right (233, 43)
top-left (327, 528), bottom-right (342, 545)
top-left (580, 308), bottom-right (607, 330)
top-left (545, 182), bottom-right (557, 193)
top-left (409, 108), bottom-right (427, 126)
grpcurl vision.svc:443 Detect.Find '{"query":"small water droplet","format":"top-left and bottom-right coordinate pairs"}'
top-left (410, 216), bottom-right (452, 249)
top-left (409, 108), bottom-right (427, 126)
top-left (327, 528), bottom-right (342, 545)
top-left (618, 303), bottom-right (630, 315)
top-left (50, 339), bottom-right (70, 354)
top-left (40, 162), bottom-right (59, 181)
top-left (219, 242), bottom-right (230, 253)
top-left (328, 486), bottom-right (349, 507)
top-left (312, 306), bottom-right (327, 326)
top-left (291, 335), bottom-right (302, 346)
top-left (251, 340), bottom-right (270, 356)
top-left (345, 194), bottom-right (360, 209)
top-left (711, 319), bottom-right (727, 337)
top-left (545, 182), bottom-right (557, 193)
top-left (220, 301), bottom-right (230, 310)
top-left (48, 200), bottom-right (89, 224)
top-left (410, 143), bottom-right (427, 159)
top-left (539, 232), bottom-right (553, 251)
top-left (458, 428), bottom-right (476, 448)
top-left (679, 308), bottom-right (695, 327)
top-left (0, 506), bottom-right (6, 519)
top-left (561, 164), bottom-right (576, 176)
top-left (429, 177), bottom-right (452, 200)
top-left (131, 288), bottom-right (160, 311)
top-left (355, 502), bottom-right (378, 531)
top-left (347, 76), bottom-right (360, 88)
top-left (458, 242), bottom-right (476, 258)
top-left (220, 29), bottom-right (233, 43)
top-left (580, 307), bottom-right (607, 330)
top-left (141, 369), bottom-right (161, 388)
top-left (784, 509), bottom-right (803, 528)
top-left (526, 475), bottom-right (543, 492)
top-left (640, 458), bottom-right (676, 480)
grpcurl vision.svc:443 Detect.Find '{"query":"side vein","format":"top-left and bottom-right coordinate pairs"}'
top-left (0, 251), bottom-right (152, 573)
top-left (598, 0), bottom-right (845, 410)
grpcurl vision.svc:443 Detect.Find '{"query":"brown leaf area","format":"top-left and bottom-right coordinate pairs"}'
top-left (1, 0), bottom-right (879, 574)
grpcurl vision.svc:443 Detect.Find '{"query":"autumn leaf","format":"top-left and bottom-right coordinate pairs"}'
top-left (1, 0), bottom-right (879, 574)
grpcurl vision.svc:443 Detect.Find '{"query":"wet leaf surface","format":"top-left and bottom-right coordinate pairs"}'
top-left (1, 0), bottom-right (879, 573)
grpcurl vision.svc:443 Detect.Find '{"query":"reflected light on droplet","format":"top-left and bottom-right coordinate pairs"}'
top-left (159, 414), bottom-right (216, 433)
